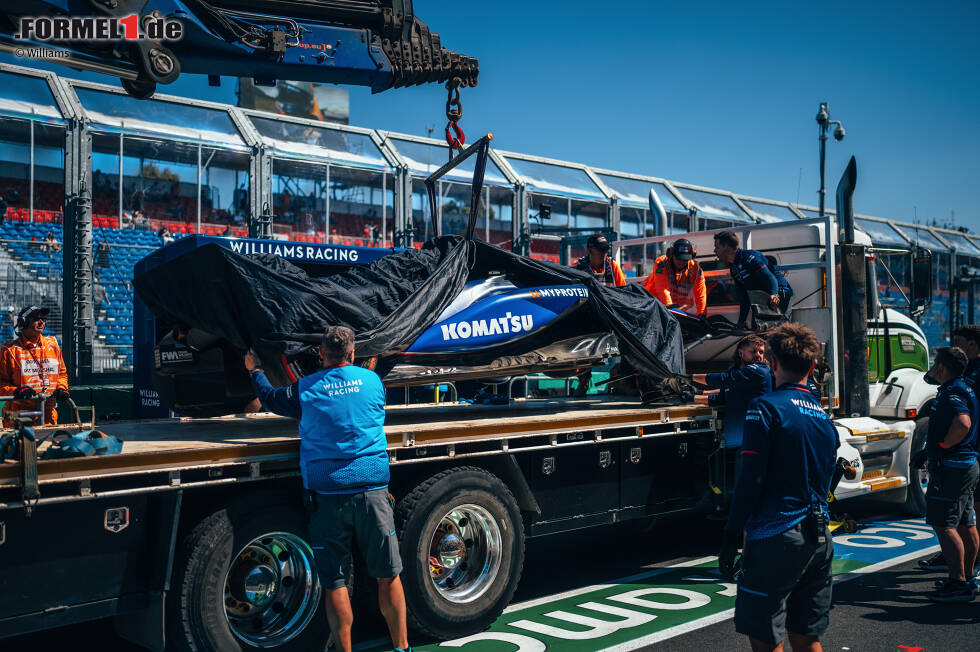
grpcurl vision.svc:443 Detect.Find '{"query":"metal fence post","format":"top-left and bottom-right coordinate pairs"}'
top-left (63, 116), bottom-right (94, 383)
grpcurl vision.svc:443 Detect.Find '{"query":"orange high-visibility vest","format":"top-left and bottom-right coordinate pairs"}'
top-left (0, 334), bottom-right (69, 426)
top-left (643, 254), bottom-right (707, 315)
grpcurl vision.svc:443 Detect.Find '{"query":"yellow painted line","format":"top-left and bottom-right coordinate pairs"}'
top-left (850, 430), bottom-right (905, 441)
top-left (864, 478), bottom-right (902, 491)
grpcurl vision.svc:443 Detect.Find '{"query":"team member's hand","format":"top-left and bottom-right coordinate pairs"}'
top-left (244, 349), bottom-right (261, 373)
top-left (54, 388), bottom-right (71, 401)
top-left (718, 530), bottom-right (741, 581)
top-left (910, 449), bottom-right (928, 470)
top-left (13, 386), bottom-right (37, 400)
top-left (694, 394), bottom-right (710, 405)
top-left (769, 294), bottom-right (780, 309)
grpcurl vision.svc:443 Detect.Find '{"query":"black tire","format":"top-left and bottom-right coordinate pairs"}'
top-left (396, 466), bottom-right (524, 639)
top-left (904, 417), bottom-right (929, 516)
top-left (121, 77), bottom-right (156, 99)
top-left (166, 500), bottom-right (329, 652)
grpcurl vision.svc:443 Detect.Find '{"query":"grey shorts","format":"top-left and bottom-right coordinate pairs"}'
top-left (307, 488), bottom-right (403, 589)
top-left (735, 521), bottom-right (834, 645)
top-left (926, 462), bottom-right (979, 529)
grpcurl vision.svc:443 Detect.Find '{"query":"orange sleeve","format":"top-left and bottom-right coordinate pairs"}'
top-left (652, 259), bottom-right (672, 305)
top-left (642, 273), bottom-right (656, 294)
top-left (693, 262), bottom-right (707, 315)
top-left (0, 344), bottom-right (19, 396)
top-left (53, 339), bottom-right (69, 391)
top-left (612, 261), bottom-right (627, 287)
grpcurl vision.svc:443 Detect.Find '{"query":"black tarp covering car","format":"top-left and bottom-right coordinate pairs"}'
top-left (134, 236), bottom-right (685, 417)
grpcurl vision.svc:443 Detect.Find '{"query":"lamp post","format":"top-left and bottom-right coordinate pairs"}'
top-left (816, 102), bottom-right (845, 217)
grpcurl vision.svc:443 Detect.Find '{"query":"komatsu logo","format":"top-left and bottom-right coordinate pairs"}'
top-left (440, 313), bottom-right (534, 340)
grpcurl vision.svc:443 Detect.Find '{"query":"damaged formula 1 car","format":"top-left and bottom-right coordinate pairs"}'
top-left (134, 136), bottom-right (689, 417)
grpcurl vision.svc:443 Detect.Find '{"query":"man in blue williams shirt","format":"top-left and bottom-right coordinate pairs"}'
top-left (245, 326), bottom-right (410, 652)
top-left (953, 325), bottom-right (980, 388)
top-left (953, 325), bottom-right (980, 578)
top-left (719, 323), bottom-right (839, 652)
top-left (713, 230), bottom-right (794, 329)
top-left (693, 334), bottom-right (772, 449)
top-left (910, 346), bottom-right (979, 602)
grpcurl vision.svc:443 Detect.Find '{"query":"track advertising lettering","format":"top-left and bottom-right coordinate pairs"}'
top-left (358, 519), bottom-right (939, 651)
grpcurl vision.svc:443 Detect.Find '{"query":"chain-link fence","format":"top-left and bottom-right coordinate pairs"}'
top-left (1, 237), bottom-right (144, 373)
top-left (3, 263), bottom-right (64, 336)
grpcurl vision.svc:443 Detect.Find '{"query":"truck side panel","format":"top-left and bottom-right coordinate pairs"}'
top-left (524, 429), bottom-right (712, 536)
top-left (0, 491), bottom-right (180, 638)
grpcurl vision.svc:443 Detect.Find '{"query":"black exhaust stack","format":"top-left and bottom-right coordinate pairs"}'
top-left (836, 156), bottom-right (869, 417)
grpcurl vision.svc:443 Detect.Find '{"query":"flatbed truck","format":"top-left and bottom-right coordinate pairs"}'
top-left (0, 195), bottom-right (938, 650)
top-left (1, 396), bottom-right (719, 650)
top-left (0, 396), bottom-right (924, 651)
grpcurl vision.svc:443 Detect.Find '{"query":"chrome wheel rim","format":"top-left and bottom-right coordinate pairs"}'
top-left (428, 504), bottom-right (502, 603)
top-left (224, 532), bottom-right (321, 648)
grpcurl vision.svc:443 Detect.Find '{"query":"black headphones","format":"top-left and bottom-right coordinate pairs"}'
top-left (15, 306), bottom-right (47, 330)
top-left (666, 243), bottom-right (697, 259)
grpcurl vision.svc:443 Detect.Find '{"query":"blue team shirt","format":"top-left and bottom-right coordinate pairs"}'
top-left (730, 248), bottom-right (793, 296)
top-left (725, 383), bottom-right (840, 541)
top-left (926, 377), bottom-right (979, 468)
top-left (706, 362), bottom-right (773, 447)
top-left (250, 363), bottom-right (390, 493)
top-left (963, 357), bottom-right (980, 389)
top-left (729, 248), bottom-right (793, 323)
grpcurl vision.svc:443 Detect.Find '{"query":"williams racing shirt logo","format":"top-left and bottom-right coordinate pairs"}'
top-left (441, 313), bottom-right (534, 341)
top-left (322, 378), bottom-right (363, 397)
top-left (791, 397), bottom-right (827, 419)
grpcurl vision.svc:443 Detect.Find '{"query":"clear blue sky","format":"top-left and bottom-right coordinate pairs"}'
top-left (4, 0), bottom-right (978, 231)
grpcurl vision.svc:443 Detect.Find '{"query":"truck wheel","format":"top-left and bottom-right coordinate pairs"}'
top-left (905, 417), bottom-right (929, 516)
top-left (167, 504), bottom-right (328, 652)
top-left (396, 466), bottom-right (524, 639)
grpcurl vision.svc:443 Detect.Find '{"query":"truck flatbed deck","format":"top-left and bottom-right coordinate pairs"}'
top-left (0, 397), bottom-right (714, 504)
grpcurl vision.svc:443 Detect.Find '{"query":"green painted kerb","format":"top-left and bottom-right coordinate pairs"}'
top-left (386, 558), bottom-right (872, 651)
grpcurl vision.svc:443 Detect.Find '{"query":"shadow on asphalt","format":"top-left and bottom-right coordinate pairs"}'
top-left (353, 516), bottom-right (726, 645)
top-left (832, 568), bottom-right (980, 626)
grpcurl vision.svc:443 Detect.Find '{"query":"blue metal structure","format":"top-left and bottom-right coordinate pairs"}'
top-left (0, 1), bottom-right (477, 97)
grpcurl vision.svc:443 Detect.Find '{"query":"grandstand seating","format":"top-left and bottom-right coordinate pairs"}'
top-left (0, 219), bottom-right (165, 369)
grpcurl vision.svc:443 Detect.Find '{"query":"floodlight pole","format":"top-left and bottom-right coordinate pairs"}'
top-left (816, 102), bottom-right (845, 217)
